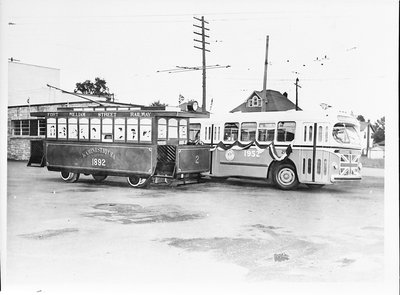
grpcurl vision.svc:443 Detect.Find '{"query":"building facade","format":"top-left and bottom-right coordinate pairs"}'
top-left (359, 121), bottom-right (375, 157)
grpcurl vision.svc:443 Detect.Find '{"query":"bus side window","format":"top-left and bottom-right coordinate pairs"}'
top-left (224, 122), bottom-right (239, 142)
top-left (68, 118), bottom-right (78, 140)
top-left (189, 123), bottom-right (201, 142)
top-left (101, 118), bottom-right (113, 142)
top-left (79, 118), bottom-right (89, 140)
top-left (58, 118), bottom-right (67, 139)
top-left (114, 118), bottom-right (126, 141)
top-left (127, 118), bottom-right (138, 142)
top-left (140, 118), bottom-right (152, 142)
top-left (277, 121), bottom-right (296, 142)
top-left (47, 118), bottom-right (57, 139)
top-left (179, 119), bottom-right (187, 144)
top-left (90, 118), bottom-right (100, 141)
top-left (318, 126), bottom-right (323, 142)
top-left (240, 122), bottom-right (256, 141)
top-left (258, 123), bottom-right (275, 142)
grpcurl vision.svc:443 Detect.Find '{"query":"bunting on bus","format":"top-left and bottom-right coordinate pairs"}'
top-left (209, 140), bottom-right (293, 161)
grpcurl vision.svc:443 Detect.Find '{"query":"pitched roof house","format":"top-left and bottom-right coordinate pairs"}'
top-left (230, 90), bottom-right (300, 113)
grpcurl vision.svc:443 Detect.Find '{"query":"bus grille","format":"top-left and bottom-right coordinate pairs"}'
top-left (339, 154), bottom-right (360, 176)
top-left (157, 145), bottom-right (176, 163)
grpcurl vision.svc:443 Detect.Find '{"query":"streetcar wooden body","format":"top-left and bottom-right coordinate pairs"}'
top-left (28, 105), bottom-right (210, 187)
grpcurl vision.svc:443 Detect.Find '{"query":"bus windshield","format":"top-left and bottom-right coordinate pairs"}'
top-left (332, 123), bottom-right (360, 145)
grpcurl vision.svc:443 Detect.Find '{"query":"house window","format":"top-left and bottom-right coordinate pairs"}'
top-left (11, 119), bottom-right (46, 137)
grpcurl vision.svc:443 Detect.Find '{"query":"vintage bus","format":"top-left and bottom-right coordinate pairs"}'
top-left (28, 104), bottom-right (210, 187)
top-left (190, 110), bottom-right (362, 190)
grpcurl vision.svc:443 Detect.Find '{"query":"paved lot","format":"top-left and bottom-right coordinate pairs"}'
top-left (6, 160), bottom-right (384, 291)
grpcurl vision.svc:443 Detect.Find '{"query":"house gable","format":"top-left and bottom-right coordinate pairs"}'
top-left (230, 90), bottom-right (299, 113)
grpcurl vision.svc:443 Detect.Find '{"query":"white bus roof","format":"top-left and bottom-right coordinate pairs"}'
top-left (196, 110), bottom-right (358, 125)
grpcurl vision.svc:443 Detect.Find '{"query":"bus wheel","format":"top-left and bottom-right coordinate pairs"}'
top-left (273, 163), bottom-right (299, 190)
top-left (92, 175), bottom-right (107, 182)
top-left (127, 176), bottom-right (150, 188)
top-left (306, 184), bottom-right (325, 189)
top-left (60, 171), bottom-right (80, 183)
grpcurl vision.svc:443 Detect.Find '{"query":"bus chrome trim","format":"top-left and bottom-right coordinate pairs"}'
top-left (220, 161), bottom-right (269, 167)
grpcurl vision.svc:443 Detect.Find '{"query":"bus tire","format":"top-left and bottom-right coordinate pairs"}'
top-left (92, 175), bottom-right (107, 182)
top-left (61, 172), bottom-right (80, 183)
top-left (306, 184), bottom-right (325, 189)
top-left (127, 176), bottom-right (151, 188)
top-left (272, 163), bottom-right (299, 190)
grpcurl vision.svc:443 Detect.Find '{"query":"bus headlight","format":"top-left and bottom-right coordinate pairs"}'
top-left (332, 162), bottom-right (338, 170)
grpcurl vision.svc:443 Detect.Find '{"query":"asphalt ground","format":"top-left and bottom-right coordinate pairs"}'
top-left (6, 160), bottom-right (384, 292)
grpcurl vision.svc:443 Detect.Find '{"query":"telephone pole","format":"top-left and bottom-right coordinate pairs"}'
top-left (261, 35), bottom-right (269, 112)
top-left (193, 16), bottom-right (210, 112)
top-left (294, 77), bottom-right (301, 111)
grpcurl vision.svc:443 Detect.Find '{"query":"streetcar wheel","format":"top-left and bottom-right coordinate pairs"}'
top-left (273, 163), bottom-right (299, 190)
top-left (92, 175), bottom-right (107, 182)
top-left (60, 172), bottom-right (80, 183)
top-left (127, 176), bottom-right (151, 188)
top-left (306, 184), bottom-right (325, 189)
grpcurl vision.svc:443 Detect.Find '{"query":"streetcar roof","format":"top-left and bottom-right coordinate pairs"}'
top-left (30, 109), bottom-right (210, 119)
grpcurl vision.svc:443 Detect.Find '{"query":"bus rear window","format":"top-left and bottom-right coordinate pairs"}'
top-left (277, 121), bottom-right (296, 142)
top-left (224, 122), bottom-right (239, 142)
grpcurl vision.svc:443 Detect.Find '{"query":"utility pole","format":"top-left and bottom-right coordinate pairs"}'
top-left (294, 77), bottom-right (301, 111)
top-left (261, 35), bottom-right (269, 112)
top-left (193, 16), bottom-right (210, 112)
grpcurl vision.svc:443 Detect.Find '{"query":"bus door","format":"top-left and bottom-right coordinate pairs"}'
top-left (314, 123), bottom-right (330, 183)
top-left (300, 122), bottom-right (330, 183)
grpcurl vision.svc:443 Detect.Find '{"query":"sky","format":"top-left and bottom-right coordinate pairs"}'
top-left (3, 0), bottom-right (399, 122)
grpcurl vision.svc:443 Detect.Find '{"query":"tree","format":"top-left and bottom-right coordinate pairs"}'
top-left (149, 100), bottom-right (168, 107)
top-left (74, 77), bottom-right (111, 100)
top-left (356, 115), bottom-right (366, 122)
top-left (372, 116), bottom-right (385, 144)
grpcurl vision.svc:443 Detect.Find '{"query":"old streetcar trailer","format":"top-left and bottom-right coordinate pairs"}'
top-left (28, 105), bottom-right (210, 188)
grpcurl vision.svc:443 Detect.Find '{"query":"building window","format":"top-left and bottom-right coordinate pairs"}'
top-left (12, 119), bottom-right (46, 137)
